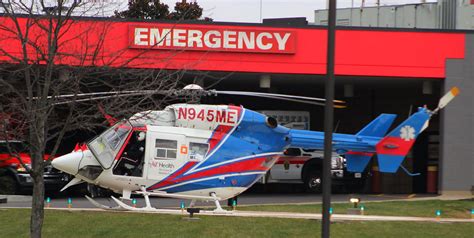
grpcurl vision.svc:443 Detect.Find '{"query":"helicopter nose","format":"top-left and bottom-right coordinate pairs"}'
top-left (51, 151), bottom-right (82, 175)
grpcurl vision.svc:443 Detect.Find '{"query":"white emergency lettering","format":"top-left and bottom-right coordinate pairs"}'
top-left (149, 28), bottom-right (171, 46)
top-left (223, 31), bottom-right (237, 49)
top-left (274, 33), bottom-right (291, 50)
top-left (256, 32), bottom-right (273, 50)
top-left (130, 26), bottom-right (295, 54)
top-left (134, 28), bottom-right (149, 46)
top-left (187, 30), bottom-right (203, 47)
top-left (173, 29), bottom-right (186, 47)
top-left (205, 30), bottom-right (221, 48)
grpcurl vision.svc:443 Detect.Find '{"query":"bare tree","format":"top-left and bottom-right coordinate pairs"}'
top-left (0, 1), bottom-right (191, 237)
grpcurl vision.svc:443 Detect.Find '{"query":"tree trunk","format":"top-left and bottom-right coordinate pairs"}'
top-left (30, 167), bottom-right (45, 238)
top-left (30, 126), bottom-right (46, 238)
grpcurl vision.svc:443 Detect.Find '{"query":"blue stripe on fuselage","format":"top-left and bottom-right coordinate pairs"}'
top-left (194, 109), bottom-right (290, 170)
top-left (162, 174), bottom-right (261, 193)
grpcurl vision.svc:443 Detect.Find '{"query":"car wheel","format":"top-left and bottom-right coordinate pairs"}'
top-left (0, 176), bottom-right (18, 195)
top-left (305, 172), bottom-right (322, 193)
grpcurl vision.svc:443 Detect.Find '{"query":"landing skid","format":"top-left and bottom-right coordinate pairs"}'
top-left (84, 188), bottom-right (232, 214)
top-left (111, 196), bottom-right (160, 212)
top-left (85, 195), bottom-right (126, 211)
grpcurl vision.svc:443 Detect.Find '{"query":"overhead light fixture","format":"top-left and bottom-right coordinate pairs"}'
top-left (344, 84), bottom-right (354, 97)
top-left (349, 197), bottom-right (360, 208)
top-left (423, 81), bottom-right (433, 95)
top-left (259, 75), bottom-right (271, 88)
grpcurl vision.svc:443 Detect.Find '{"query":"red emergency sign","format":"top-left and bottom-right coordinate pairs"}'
top-left (129, 25), bottom-right (296, 54)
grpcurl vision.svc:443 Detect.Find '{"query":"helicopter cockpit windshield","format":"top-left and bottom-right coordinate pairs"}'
top-left (88, 120), bottom-right (132, 169)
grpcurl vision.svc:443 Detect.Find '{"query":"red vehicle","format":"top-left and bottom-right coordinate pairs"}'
top-left (0, 140), bottom-right (69, 194)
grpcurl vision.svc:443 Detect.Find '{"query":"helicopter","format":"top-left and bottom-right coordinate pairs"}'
top-left (51, 86), bottom-right (459, 212)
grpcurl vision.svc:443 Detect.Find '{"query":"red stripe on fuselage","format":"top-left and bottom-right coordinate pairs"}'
top-left (207, 106), bottom-right (243, 153)
top-left (173, 157), bottom-right (268, 184)
top-left (208, 125), bottom-right (233, 152)
top-left (147, 161), bottom-right (197, 190)
top-left (114, 131), bottom-right (134, 161)
top-left (346, 151), bottom-right (374, 156)
top-left (276, 156), bottom-right (311, 165)
top-left (155, 157), bottom-right (270, 190)
top-left (376, 136), bottom-right (415, 156)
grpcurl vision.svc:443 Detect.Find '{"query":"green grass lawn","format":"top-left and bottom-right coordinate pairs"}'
top-left (239, 199), bottom-right (474, 219)
top-left (0, 209), bottom-right (472, 238)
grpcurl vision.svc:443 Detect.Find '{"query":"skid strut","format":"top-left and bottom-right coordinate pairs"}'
top-left (141, 186), bottom-right (154, 210)
top-left (211, 192), bottom-right (228, 213)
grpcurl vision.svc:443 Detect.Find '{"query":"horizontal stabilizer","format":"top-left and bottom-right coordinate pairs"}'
top-left (346, 152), bottom-right (373, 172)
top-left (356, 114), bottom-right (396, 137)
top-left (377, 154), bottom-right (405, 173)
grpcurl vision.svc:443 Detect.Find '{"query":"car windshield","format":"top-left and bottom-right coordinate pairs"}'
top-left (88, 120), bottom-right (132, 169)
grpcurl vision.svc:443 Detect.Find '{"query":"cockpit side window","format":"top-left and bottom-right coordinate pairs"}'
top-left (113, 131), bottom-right (146, 177)
top-left (188, 142), bottom-right (208, 162)
top-left (155, 139), bottom-right (177, 160)
top-left (88, 120), bottom-right (132, 169)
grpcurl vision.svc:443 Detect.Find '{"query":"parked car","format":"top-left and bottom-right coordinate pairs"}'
top-left (258, 148), bottom-right (368, 193)
top-left (0, 140), bottom-right (69, 194)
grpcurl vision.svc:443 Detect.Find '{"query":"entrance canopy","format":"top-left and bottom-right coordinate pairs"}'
top-left (0, 16), bottom-right (466, 78)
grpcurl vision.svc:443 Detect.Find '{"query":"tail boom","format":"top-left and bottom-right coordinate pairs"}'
top-left (289, 93), bottom-right (456, 174)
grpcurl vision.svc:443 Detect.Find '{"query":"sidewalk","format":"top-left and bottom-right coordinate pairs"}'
top-left (0, 195), bottom-right (32, 203)
top-left (4, 207), bottom-right (472, 223)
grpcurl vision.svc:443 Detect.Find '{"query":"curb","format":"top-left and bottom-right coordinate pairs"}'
top-left (0, 195), bottom-right (32, 202)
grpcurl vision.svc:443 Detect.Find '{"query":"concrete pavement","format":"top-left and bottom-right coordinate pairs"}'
top-left (0, 193), bottom-right (450, 209)
top-left (1, 207), bottom-right (472, 223)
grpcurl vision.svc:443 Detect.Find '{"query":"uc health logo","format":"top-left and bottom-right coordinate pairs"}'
top-left (400, 125), bottom-right (415, 141)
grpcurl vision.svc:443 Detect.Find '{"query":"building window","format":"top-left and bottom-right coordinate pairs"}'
top-left (155, 139), bottom-right (177, 160)
top-left (189, 142), bottom-right (209, 161)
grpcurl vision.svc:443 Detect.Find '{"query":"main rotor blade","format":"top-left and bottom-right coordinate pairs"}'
top-left (214, 90), bottom-right (346, 105)
top-left (35, 90), bottom-right (172, 100)
top-left (52, 92), bottom-right (156, 105)
top-left (240, 94), bottom-right (346, 108)
top-left (48, 88), bottom-right (347, 108)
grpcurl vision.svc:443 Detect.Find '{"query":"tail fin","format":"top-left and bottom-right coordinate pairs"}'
top-left (345, 114), bottom-right (395, 172)
top-left (345, 114), bottom-right (397, 172)
top-left (375, 108), bottom-right (430, 172)
top-left (348, 87), bottom-right (459, 173)
top-left (356, 114), bottom-right (397, 137)
top-left (346, 152), bottom-right (374, 172)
